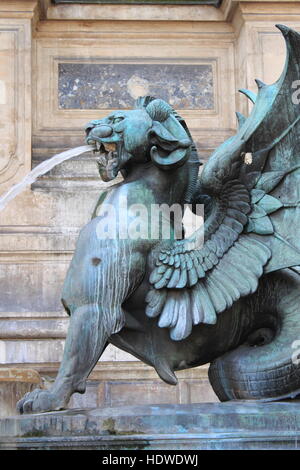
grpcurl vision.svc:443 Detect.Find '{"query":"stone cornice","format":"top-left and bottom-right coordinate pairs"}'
top-left (52, 0), bottom-right (222, 4)
top-left (0, 0), bottom-right (39, 19)
top-left (37, 0), bottom-right (300, 22)
top-left (1, 1), bottom-right (300, 23)
top-left (53, 0), bottom-right (222, 5)
top-left (221, 0), bottom-right (300, 20)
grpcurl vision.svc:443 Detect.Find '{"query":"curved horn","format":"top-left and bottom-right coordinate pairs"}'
top-left (146, 99), bottom-right (173, 122)
top-left (150, 145), bottom-right (189, 170)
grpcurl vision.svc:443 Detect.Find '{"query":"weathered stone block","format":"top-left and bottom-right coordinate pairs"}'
top-left (0, 368), bottom-right (42, 418)
top-left (0, 402), bottom-right (300, 450)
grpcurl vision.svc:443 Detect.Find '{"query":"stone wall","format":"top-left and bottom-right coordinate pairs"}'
top-left (0, 0), bottom-right (300, 410)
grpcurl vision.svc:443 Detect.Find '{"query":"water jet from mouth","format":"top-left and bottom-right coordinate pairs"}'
top-left (0, 145), bottom-right (94, 212)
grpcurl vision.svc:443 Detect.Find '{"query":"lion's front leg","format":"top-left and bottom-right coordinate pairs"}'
top-left (17, 303), bottom-right (109, 414)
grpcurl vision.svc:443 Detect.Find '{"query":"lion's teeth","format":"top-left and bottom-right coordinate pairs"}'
top-left (103, 143), bottom-right (117, 152)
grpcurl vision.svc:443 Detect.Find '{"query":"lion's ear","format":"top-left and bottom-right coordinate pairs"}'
top-left (149, 119), bottom-right (191, 170)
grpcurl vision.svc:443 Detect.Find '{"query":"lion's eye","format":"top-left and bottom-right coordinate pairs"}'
top-left (112, 117), bottom-right (124, 124)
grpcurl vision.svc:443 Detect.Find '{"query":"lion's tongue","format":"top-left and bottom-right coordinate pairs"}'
top-left (103, 142), bottom-right (117, 152)
top-left (98, 150), bottom-right (117, 166)
top-left (97, 153), bottom-right (107, 166)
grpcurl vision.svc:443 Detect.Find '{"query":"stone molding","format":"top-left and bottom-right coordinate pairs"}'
top-left (0, 367), bottom-right (41, 383)
top-left (0, 1), bottom-right (38, 19)
top-left (1, 402), bottom-right (300, 450)
top-left (0, 361), bottom-right (210, 381)
top-left (53, 0), bottom-right (223, 4)
top-left (0, 1), bottom-right (38, 190)
top-left (0, 367), bottom-right (42, 418)
top-left (1, 0), bottom-right (300, 408)
top-left (41, 0), bottom-right (300, 22)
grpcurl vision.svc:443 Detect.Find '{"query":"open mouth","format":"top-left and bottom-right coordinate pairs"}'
top-left (93, 141), bottom-right (118, 166)
top-left (87, 138), bottom-right (120, 181)
top-left (93, 141), bottom-right (117, 154)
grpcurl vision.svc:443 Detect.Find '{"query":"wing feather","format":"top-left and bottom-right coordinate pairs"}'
top-left (145, 25), bottom-right (300, 341)
top-left (145, 236), bottom-right (271, 340)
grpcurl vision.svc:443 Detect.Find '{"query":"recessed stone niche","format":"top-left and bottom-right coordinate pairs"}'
top-left (58, 63), bottom-right (214, 110)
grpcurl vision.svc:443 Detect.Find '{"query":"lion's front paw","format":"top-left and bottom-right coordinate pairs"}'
top-left (17, 388), bottom-right (65, 414)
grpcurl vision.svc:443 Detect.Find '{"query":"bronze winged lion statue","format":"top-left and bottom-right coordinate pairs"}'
top-left (18, 24), bottom-right (300, 413)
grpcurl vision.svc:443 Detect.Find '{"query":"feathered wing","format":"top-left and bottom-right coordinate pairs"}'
top-left (146, 25), bottom-right (300, 341)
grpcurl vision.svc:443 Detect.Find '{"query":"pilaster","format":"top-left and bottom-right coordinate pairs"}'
top-left (0, 1), bottom-right (39, 191)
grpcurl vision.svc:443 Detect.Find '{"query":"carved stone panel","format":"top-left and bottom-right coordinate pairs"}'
top-left (58, 62), bottom-right (214, 110)
top-left (33, 32), bottom-right (235, 136)
top-left (0, 31), bottom-right (16, 183)
top-left (0, 21), bottom-right (32, 189)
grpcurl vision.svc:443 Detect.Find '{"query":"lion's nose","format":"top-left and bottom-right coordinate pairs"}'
top-left (91, 125), bottom-right (113, 138)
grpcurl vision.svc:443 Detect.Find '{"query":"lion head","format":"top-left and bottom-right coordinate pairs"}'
top-left (85, 96), bottom-right (195, 182)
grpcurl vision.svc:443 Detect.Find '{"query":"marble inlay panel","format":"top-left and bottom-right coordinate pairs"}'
top-left (58, 62), bottom-right (214, 110)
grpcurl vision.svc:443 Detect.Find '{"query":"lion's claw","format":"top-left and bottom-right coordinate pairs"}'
top-left (17, 388), bottom-right (65, 414)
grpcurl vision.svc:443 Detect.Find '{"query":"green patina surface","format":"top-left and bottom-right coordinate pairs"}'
top-left (15, 25), bottom-right (300, 417)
